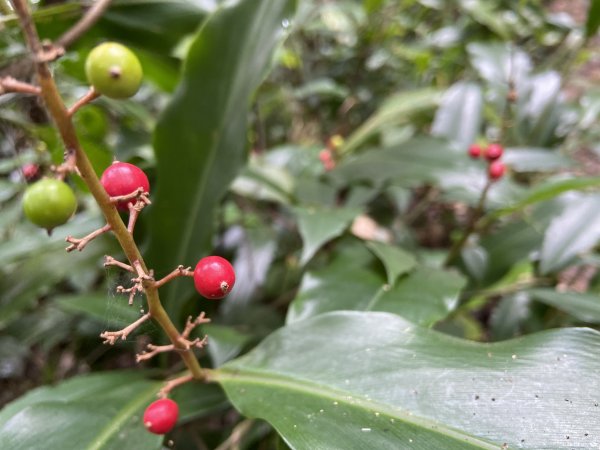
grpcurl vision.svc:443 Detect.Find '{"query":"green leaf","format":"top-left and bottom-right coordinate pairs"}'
top-left (55, 293), bottom-right (142, 329)
top-left (529, 289), bottom-right (600, 324)
top-left (294, 206), bottom-right (361, 266)
top-left (539, 194), bottom-right (600, 275)
top-left (203, 323), bottom-right (254, 367)
top-left (459, 0), bottom-right (510, 39)
top-left (216, 311), bottom-right (600, 449)
top-left (586, 0), bottom-right (600, 38)
top-left (489, 176), bottom-right (600, 219)
top-left (365, 240), bottom-right (416, 285)
top-left (340, 89), bottom-right (442, 154)
top-left (431, 81), bottom-right (483, 151)
top-left (332, 137), bottom-right (463, 188)
top-left (288, 240), bottom-right (464, 326)
top-left (376, 267), bottom-right (466, 325)
top-left (0, 372), bottom-right (162, 450)
top-left (172, 381), bottom-right (230, 423)
top-left (147, 0), bottom-right (297, 316)
top-left (503, 147), bottom-right (571, 172)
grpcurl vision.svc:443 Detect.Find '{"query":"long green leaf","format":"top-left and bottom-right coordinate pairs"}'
top-left (147, 0), bottom-right (296, 315)
top-left (539, 194), bottom-right (600, 274)
top-left (217, 311), bottom-right (600, 449)
top-left (529, 288), bottom-right (600, 324)
top-left (0, 372), bottom-right (162, 450)
top-left (586, 0), bottom-right (600, 38)
top-left (339, 88), bottom-right (442, 154)
top-left (287, 240), bottom-right (464, 326)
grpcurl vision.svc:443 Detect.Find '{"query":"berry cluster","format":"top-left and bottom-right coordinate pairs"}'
top-left (18, 41), bottom-right (236, 437)
top-left (468, 142), bottom-right (506, 181)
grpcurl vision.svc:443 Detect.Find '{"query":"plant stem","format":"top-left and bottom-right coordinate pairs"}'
top-left (444, 180), bottom-right (492, 267)
top-left (11, 0), bottom-right (205, 380)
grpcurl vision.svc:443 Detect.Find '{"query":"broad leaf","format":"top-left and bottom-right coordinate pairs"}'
top-left (55, 293), bottom-right (142, 329)
top-left (586, 0), bottom-right (600, 38)
top-left (539, 194), bottom-right (600, 274)
top-left (529, 289), bottom-right (600, 324)
top-left (365, 240), bottom-right (416, 285)
top-left (340, 89), bottom-right (442, 154)
top-left (0, 372), bottom-right (162, 450)
top-left (287, 240), bottom-right (464, 326)
top-left (294, 206), bottom-right (361, 265)
top-left (216, 311), bottom-right (600, 449)
top-left (432, 81), bottom-right (483, 151)
top-left (147, 0), bottom-right (297, 316)
top-left (503, 147), bottom-right (570, 172)
top-left (489, 176), bottom-right (600, 219)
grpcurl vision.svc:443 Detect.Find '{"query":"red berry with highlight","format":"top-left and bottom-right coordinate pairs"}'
top-left (484, 143), bottom-right (503, 161)
top-left (100, 161), bottom-right (149, 211)
top-left (488, 161), bottom-right (506, 180)
top-left (467, 144), bottom-right (482, 159)
top-left (194, 256), bottom-right (235, 299)
top-left (143, 398), bottom-right (178, 435)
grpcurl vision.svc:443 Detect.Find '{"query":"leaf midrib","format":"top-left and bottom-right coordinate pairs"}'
top-left (85, 382), bottom-right (160, 450)
top-left (214, 368), bottom-right (499, 449)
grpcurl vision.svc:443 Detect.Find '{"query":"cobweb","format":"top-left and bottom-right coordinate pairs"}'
top-left (102, 264), bottom-right (159, 342)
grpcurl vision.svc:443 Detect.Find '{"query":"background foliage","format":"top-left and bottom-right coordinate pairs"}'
top-left (2, 0), bottom-right (600, 448)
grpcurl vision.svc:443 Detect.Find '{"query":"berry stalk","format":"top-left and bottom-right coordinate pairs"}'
top-left (10, 0), bottom-right (205, 380)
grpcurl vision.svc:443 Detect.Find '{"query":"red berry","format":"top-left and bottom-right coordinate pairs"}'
top-left (484, 143), bottom-right (503, 161)
top-left (488, 161), bottom-right (506, 180)
top-left (100, 161), bottom-right (149, 211)
top-left (193, 256), bottom-right (235, 299)
top-left (467, 144), bottom-right (482, 159)
top-left (143, 398), bottom-right (178, 435)
top-left (22, 163), bottom-right (40, 181)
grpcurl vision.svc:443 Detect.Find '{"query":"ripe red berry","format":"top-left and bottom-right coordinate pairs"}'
top-left (143, 398), bottom-right (178, 435)
top-left (488, 161), bottom-right (506, 180)
top-left (22, 163), bottom-right (40, 181)
top-left (100, 161), bottom-right (149, 211)
top-left (194, 256), bottom-right (235, 299)
top-left (484, 143), bottom-right (503, 161)
top-left (467, 144), bottom-right (482, 159)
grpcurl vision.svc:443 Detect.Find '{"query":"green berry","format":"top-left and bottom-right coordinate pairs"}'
top-left (23, 178), bottom-right (77, 231)
top-left (85, 42), bottom-right (143, 99)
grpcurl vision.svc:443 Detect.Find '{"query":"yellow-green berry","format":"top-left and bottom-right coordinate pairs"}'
top-left (85, 42), bottom-right (143, 99)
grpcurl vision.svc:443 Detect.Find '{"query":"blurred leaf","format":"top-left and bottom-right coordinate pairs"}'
top-left (0, 372), bottom-right (162, 450)
top-left (333, 137), bottom-right (462, 188)
top-left (489, 293), bottom-right (532, 341)
top-left (55, 293), bottom-right (141, 329)
top-left (172, 381), bottom-right (229, 423)
top-left (288, 240), bottom-right (464, 326)
top-left (365, 240), bottom-right (416, 285)
top-left (340, 89), bottom-right (442, 154)
top-left (479, 219), bottom-right (542, 285)
top-left (98, 0), bottom-right (210, 54)
top-left (515, 71), bottom-right (563, 146)
top-left (217, 311), bottom-right (600, 449)
top-left (467, 42), bottom-right (531, 87)
top-left (586, 0), bottom-right (600, 38)
top-left (376, 267), bottom-right (466, 325)
top-left (490, 177), bottom-right (600, 218)
top-left (529, 289), bottom-right (600, 323)
top-left (539, 194), bottom-right (600, 275)
top-left (294, 206), bottom-right (361, 266)
top-left (432, 81), bottom-right (483, 151)
top-left (147, 0), bottom-right (297, 317)
top-left (459, 0), bottom-right (510, 39)
top-left (203, 323), bottom-right (254, 367)
top-left (503, 147), bottom-right (570, 172)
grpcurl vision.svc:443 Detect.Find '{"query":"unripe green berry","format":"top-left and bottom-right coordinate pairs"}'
top-left (85, 42), bottom-right (143, 99)
top-left (23, 178), bottom-right (77, 231)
